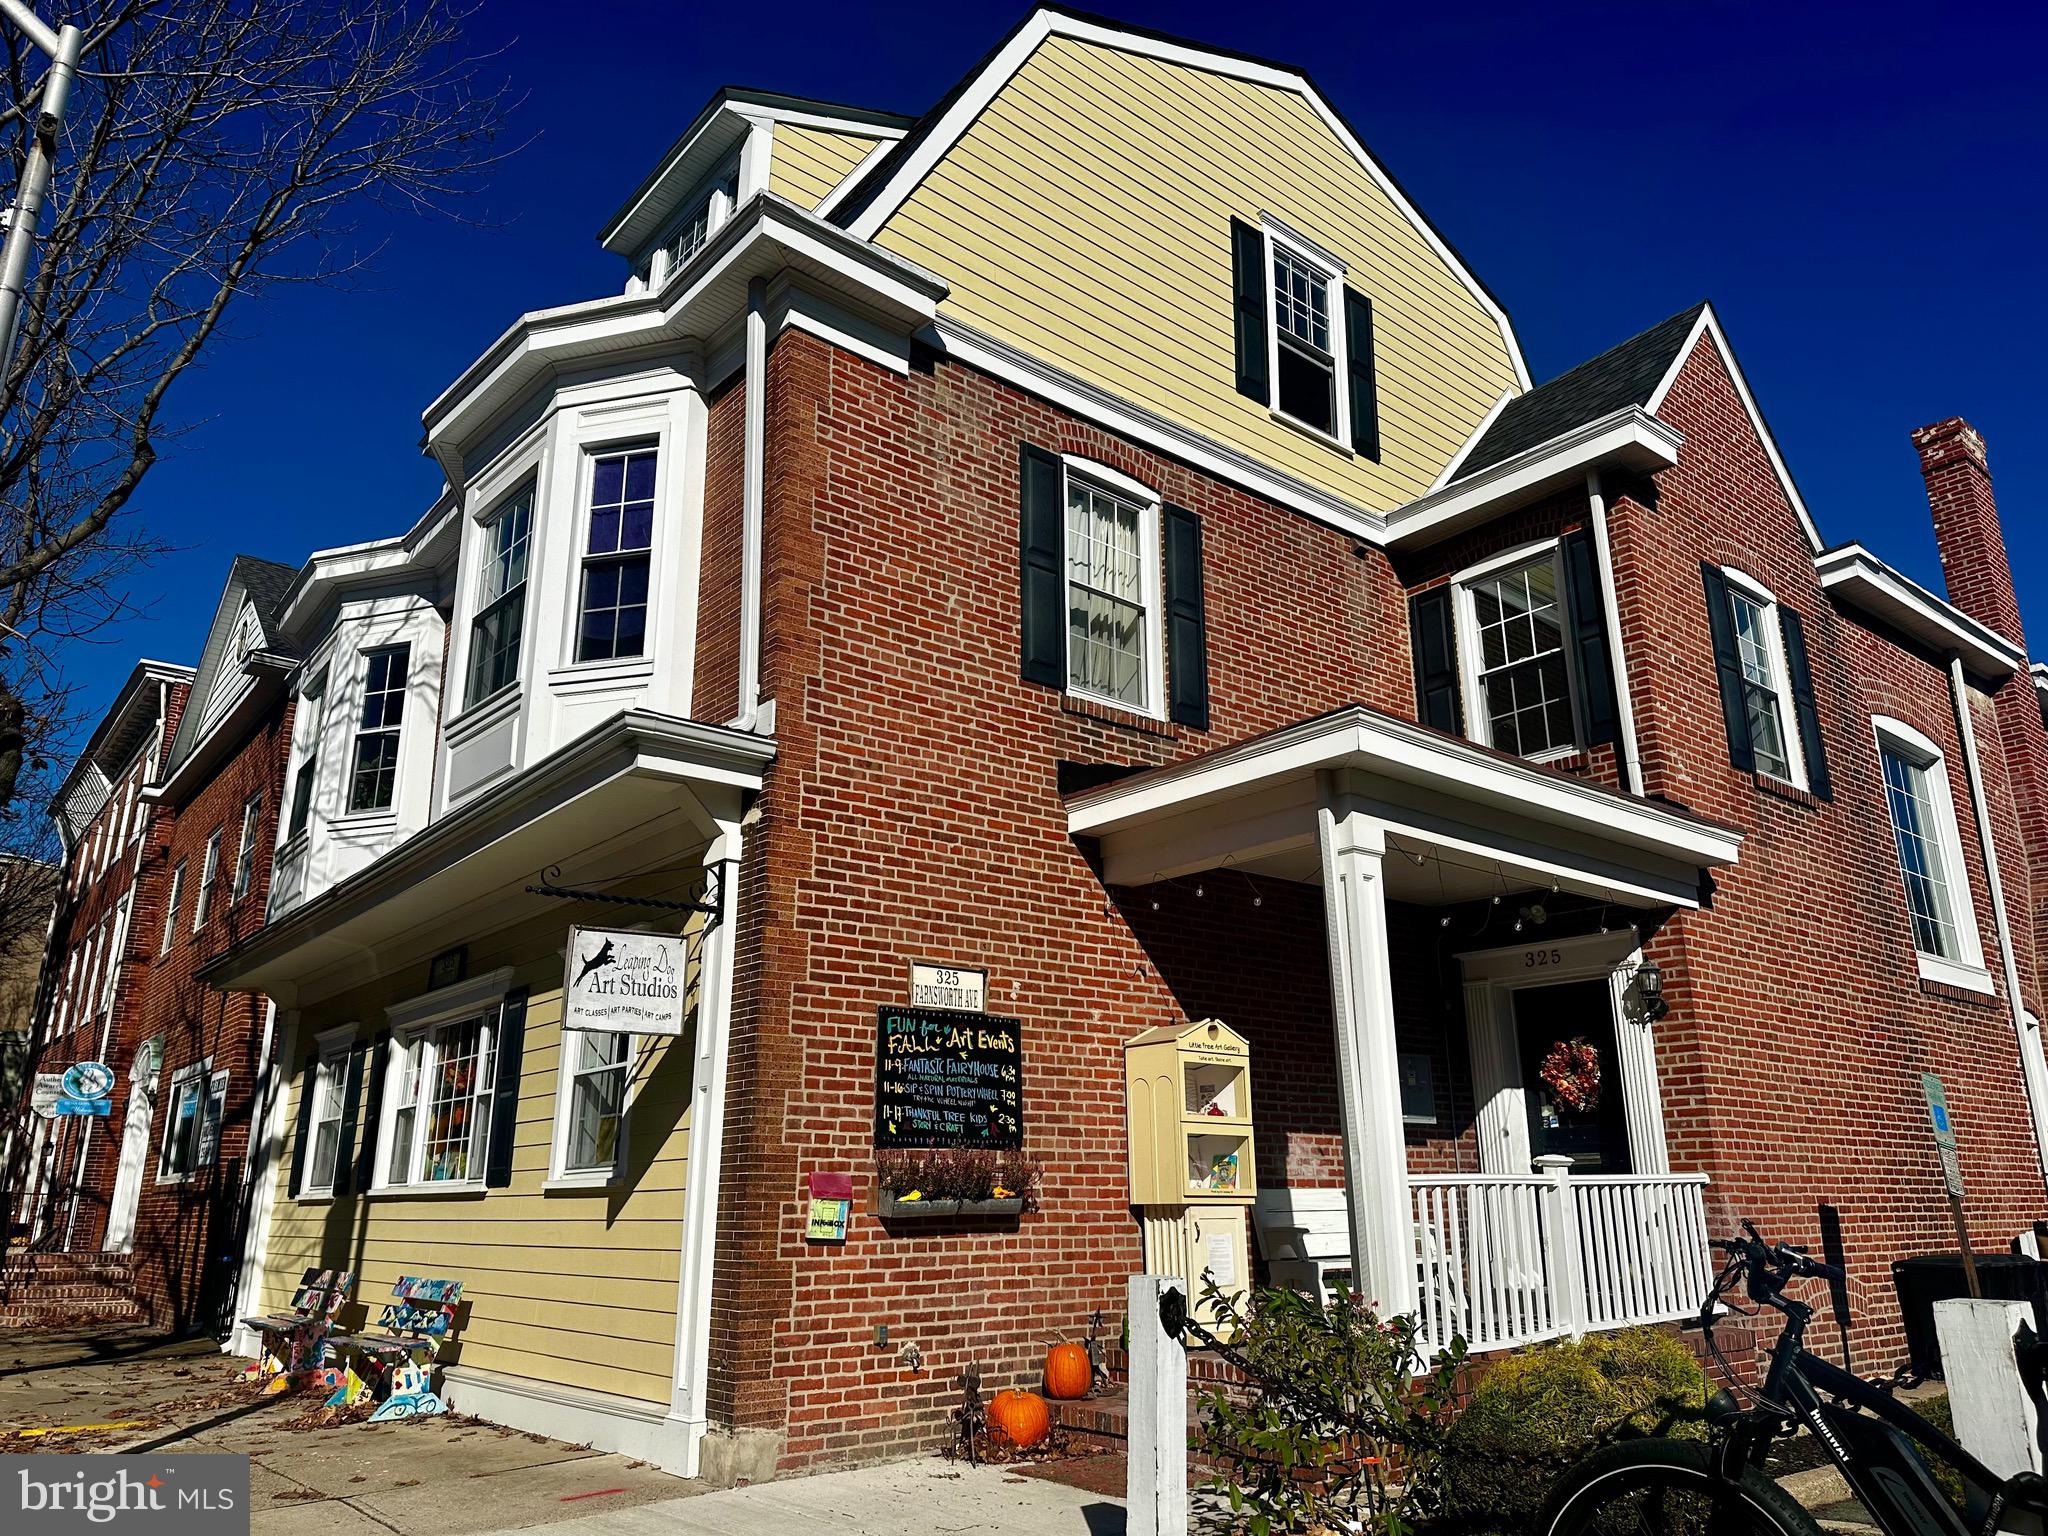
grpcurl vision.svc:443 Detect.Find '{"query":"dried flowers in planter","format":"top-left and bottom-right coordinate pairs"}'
top-left (875, 1148), bottom-right (1042, 1216)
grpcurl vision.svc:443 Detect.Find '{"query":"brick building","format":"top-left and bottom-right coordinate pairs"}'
top-left (11, 2), bottom-right (2048, 1487)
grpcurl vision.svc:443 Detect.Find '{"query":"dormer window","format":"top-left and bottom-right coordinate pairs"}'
top-left (634, 157), bottom-right (741, 289)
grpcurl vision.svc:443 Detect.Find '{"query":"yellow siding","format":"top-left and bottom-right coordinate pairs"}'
top-left (871, 35), bottom-right (1521, 509)
top-left (768, 124), bottom-right (882, 211)
top-left (259, 912), bottom-right (694, 1406)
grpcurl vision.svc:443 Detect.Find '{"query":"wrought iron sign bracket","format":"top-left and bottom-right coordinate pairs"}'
top-left (524, 864), bottom-right (724, 927)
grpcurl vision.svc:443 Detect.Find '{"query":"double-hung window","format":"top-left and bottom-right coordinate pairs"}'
top-left (230, 793), bottom-right (262, 903)
top-left (193, 829), bottom-right (222, 929)
top-left (466, 490), bottom-right (533, 708)
top-left (157, 1061), bottom-right (227, 1182)
top-left (576, 449), bottom-right (656, 662)
top-left (1267, 230), bottom-right (1348, 442)
top-left (1725, 583), bottom-right (1796, 781)
top-left (552, 1030), bottom-right (631, 1181)
top-left (1063, 465), bottom-right (1161, 714)
top-left (378, 1012), bottom-right (497, 1188)
top-left (1874, 717), bottom-right (1987, 990)
top-left (1457, 545), bottom-right (1579, 760)
top-left (301, 1035), bottom-right (352, 1197)
top-left (161, 860), bottom-right (185, 952)
top-left (349, 646), bottom-right (410, 812)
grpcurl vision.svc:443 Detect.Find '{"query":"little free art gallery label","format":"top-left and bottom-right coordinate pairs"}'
top-left (562, 925), bottom-right (686, 1036)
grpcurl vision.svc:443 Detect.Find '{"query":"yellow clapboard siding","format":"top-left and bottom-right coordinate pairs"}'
top-left (872, 33), bottom-right (1520, 510)
top-left (258, 946), bottom-right (695, 1409)
top-left (767, 124), bottom-right (881, 210)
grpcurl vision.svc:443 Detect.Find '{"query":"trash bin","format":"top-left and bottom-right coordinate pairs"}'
top-left (1891, 1253), bottom-right (2048, 1378)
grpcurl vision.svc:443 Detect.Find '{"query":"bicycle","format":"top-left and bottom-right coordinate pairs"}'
top-left (1541, 1221), bottom-right (2048, 1536)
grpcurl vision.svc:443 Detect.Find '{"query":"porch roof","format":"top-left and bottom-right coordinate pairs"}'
top-left (1065, 705), bottom-right (1742, 909)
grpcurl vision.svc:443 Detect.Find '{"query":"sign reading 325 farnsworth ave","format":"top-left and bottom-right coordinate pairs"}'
top-left (5, 1454), bottom-right (250, 1536)
top-left (561, 925), bottom-right (686, 1036)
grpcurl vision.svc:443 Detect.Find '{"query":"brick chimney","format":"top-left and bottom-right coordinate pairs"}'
top-left (1915, 417), bottom-right (2025, 645)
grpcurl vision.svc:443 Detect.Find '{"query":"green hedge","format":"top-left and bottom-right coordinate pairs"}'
top-left (1441, 1328), bottom-right (1710, 1534)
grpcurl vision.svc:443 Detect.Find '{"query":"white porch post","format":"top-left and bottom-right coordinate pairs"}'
top-left (1315, 772), bottom-right (1416, 1318)
top-left (667, 814), bottom-right (746, 1476)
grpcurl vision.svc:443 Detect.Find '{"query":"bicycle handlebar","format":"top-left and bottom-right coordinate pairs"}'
top-left (1704, 1222), bottom-right (1844, 1318)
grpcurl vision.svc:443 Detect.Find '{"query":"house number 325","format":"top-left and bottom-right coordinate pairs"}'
top-left (1524, 948), bottom-right (1564, 968)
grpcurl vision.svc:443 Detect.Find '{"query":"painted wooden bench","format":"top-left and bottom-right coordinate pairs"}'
top-left (238, 1268), bottom-right (354, 1385)
top-left (347, 1276), bottom-right (464, 1421)
top-left (1251, 1187), bottom-right (1468, 1319)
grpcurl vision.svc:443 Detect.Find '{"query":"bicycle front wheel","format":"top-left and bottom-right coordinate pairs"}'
top-left (1542, 1439), bottom-right (1823, 1536)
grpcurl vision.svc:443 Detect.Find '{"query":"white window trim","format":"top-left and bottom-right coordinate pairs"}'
top-left (193, 828), bottom-right (222, 930)
top-left (1058, 454), bottom-right (1166, 721)
top-left (1260, 217), bottom-right (1352, 451)
top-left (372, 967), bottom-right (516, 1195)
top-left (231, 792), bottom-right (262, 903)
top-left (1872, 715), bottom-right (1990, 989)
top-left (1451, 536), bottom-right (1585, 765)
top-left (341, 643), bottom-right (411, 821)
top-left (564, 437), bottom-right (663, 672)
top-left (1719, 566), bottom-right (1808, 791)
top-left (547, 1028), bottom-right (637, 1189)
top-left (155, 1058), bottom-right (227, 1185)
top-left (297, 1025), bottom-right (357, 1201)
top-left (461, 482), bottom-right (537, 715)
top-left (160, 860), bottom-right (185, 953)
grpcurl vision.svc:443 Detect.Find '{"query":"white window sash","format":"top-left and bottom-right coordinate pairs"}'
top-left (1872, 716), bottom-right (1987, 982)
top-left (1057, 456), bottom-right (1164, 720)
top-left (548, 1029), bottom-right (634, 1184)
top-left (1260, 220), bottom-right (1352, 447)
top-left (1452, 538), bottom-right (1584, 763)
top-left (1720, 567), bottom-right (1808, 789)
top-left (194, 832), bottom-right (221, 930)
top-left (161, 862), bottom-right (185, 953)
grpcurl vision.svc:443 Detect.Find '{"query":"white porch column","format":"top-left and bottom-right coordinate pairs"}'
top-left (667, 814), bottom-right (747, 1477)
top-left (1315, 772), bottom-right (1416, 1318)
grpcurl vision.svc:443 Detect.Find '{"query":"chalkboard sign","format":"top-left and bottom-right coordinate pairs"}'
top-left (874, 1006), bottom-right (1023, 1149)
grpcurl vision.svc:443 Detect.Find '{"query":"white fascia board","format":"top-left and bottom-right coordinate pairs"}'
top-left (1067, 705), bottom-right (1742, 869)
top-left (278, 507), bottom-right (459, 638)
top-left (843, 9), bottom-right (1530, 389)
top-left (197, 711), bottom-right (775, 992)
top-left (1429, 387), bottom-right (1515, 493)
top-left (935, 317), bottom-right (1383, 542)
top-left (149, 659), bottom-right (293, 806)
top-left (1817, 544), bottom-right (2022, 679)
top-left (2032, 662), bottom-right (2048, 701)
top-left (1645, 304), bottom-right (1823, 555)
top-left (425, 196), bottom-right (946, 459)
top-left (1382, 408), bottom-right (1681, 550)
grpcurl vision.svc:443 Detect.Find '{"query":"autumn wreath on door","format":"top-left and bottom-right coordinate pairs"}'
top-left (1539, 1037), bottom-right (1603, 1113)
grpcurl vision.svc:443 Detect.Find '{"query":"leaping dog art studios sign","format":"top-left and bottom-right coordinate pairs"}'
top-left (561, 925), bottom-right (687, 1036)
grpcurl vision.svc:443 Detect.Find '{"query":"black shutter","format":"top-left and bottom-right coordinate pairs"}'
top-left (483, 988), bottom-right (529, 1189)
top-left (287, 1055), bottom-right (317, 1198)
top-left (1560, 529), bottom-right (1622, 750)
top-left (1701, 563), bottom-right (1755, 773)
top-left (1780, 607), bottom-right (1832, 800)
top-left (351, 1030), bottom-right (390, 1194)
top-left (1229, 218), bottom-right (1269, 404)
top-left (330, 1040), bottom-right (366, 1195)
top-left (1018, 443), bottom-right (1065, 689)
top-left (1409, 587), bottom-right (1463, 736)
top-left (1343, 288), bottom-right (1380, 462)
top-left (1163, 504), bottom-right (1210, 731)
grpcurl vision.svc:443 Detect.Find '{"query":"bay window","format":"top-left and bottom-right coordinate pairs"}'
top-left (349, 645), bottom-right (410, 812)
top-left (576, 448), bottom-right (657, 663)
top-left (465, 489), bottom-right (533, 707)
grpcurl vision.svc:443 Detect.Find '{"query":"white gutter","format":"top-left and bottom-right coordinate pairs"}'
top-left (1586, 470), bottom-right (1645, 796)
top-left (733, 277), bottom-right (768, 730)
top-left (1949, 655), bottom-right (2048, 1189)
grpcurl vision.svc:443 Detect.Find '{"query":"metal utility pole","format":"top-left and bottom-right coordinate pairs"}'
top-left (0, 0), bottom-right (83, 385)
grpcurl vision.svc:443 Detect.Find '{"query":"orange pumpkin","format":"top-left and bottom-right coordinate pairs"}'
top-left (988, 1387), bottom-right (1050, 1449)
top-left (1043, 1342), bottom-right (1091, 1400)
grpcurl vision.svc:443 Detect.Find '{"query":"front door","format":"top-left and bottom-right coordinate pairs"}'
top-left (1513, 980), bottom-right (1632, 1173)
top-left (104, 1038), bottom-right (161, 1253)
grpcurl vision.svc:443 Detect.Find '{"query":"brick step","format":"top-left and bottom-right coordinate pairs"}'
top-left (1079, 1346), bottom-right (1248, 1391)
top-left (0, 1283), bottom-right (134, 1301)
top-left (0, 1295), bottom-right (143, 1327)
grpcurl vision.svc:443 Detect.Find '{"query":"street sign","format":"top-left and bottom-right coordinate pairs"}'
top-left (561, 925), bottom-right (686, 1036)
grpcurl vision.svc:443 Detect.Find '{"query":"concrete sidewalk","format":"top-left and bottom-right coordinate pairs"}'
top-left (474, 1459), bottom-right (1127, 1536)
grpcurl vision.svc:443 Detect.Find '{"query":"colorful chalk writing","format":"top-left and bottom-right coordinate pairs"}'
top-left (874, 1006), bottom-right (1023, 1150)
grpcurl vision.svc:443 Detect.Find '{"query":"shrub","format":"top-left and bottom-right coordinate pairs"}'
top-left (1195, 1282), bottom-right (1467, 1536)
top-left (1441, 1328), bottom-right (1710, 1534)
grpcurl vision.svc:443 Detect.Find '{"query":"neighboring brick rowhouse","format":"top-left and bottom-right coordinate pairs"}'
top-left (708, 321), bottom-right (2048, 1473)
top-left (125, 697), bottom-right (289, 1331)
top-left (1915, 418), bottom-right (2048, 991)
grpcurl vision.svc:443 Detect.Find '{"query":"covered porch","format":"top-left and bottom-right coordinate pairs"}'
top-left (1067, 705), bottom-right (1743, 1354)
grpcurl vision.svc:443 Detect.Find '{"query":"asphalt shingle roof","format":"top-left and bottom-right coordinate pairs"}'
top-left (1452, 303), bottom-right (1707, 481)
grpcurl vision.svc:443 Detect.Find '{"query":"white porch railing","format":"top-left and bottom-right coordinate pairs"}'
top-left (1410, 1163), bottom-right (1714, 1355)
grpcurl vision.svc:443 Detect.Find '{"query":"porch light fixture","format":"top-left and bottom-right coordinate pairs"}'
top-left (1637, 957), bottom-right (1669, 1021)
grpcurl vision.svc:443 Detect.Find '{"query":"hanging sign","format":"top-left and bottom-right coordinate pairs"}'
top-left (874, 1006), bottom-right (1022, 1150)
top-left (30, 1072), bottom-right (62, 1118)
top-left (908, 962), bottom-right (986, 1014)
top-left (562, 925), bottom-right (686, 1036)
top-left (54, 1060), bottom-right (115, 1117)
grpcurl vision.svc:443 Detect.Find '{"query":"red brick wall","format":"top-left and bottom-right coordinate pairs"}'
top-left (126, 696), bottom-right (291, 1329)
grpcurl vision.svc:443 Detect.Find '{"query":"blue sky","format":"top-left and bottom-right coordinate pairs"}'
top-left (56, 0), bottom-right (2048, 736)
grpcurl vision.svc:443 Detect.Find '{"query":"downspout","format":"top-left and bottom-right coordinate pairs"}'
top-left (1949, 655), bottom-right (2048, 1187)
top-left (731, 277), bottom-right (768, 731)
top-left (1587, 471), bottom-right (1645, 796)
